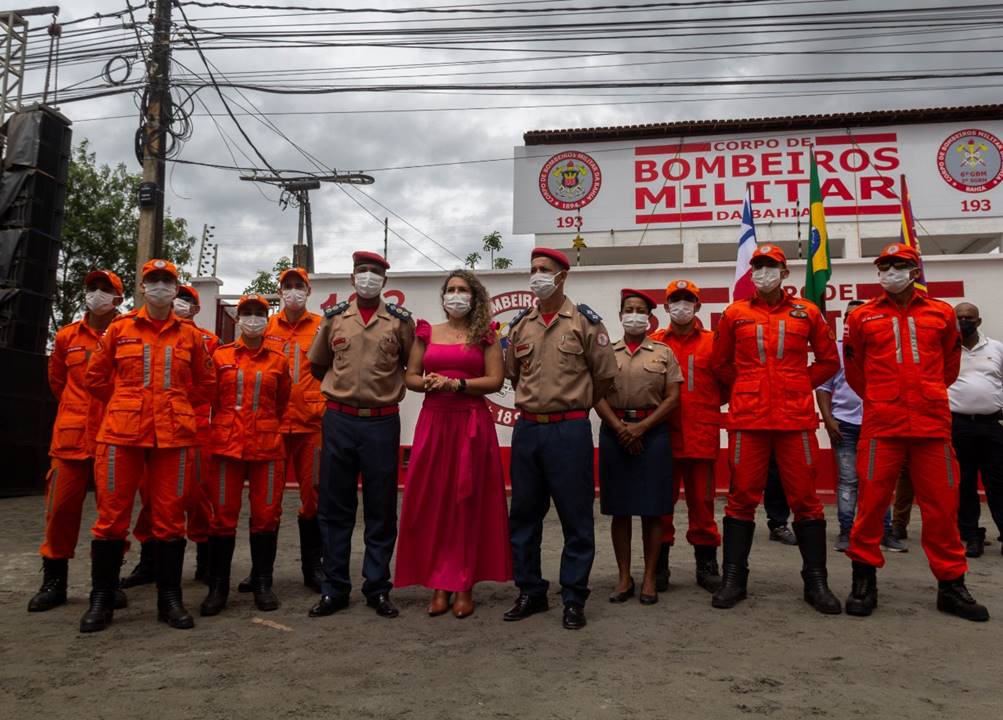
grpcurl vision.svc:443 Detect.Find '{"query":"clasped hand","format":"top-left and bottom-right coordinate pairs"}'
top-left (616, 421), bottom-right (645, 456)
top-left (424, 372), bottom-right (458, 393)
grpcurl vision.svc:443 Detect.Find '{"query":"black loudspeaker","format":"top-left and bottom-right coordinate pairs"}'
top-left (0, 227), bottom-right (60, 297)
top-left (0, 347), bottom-right (55, 496)
top-left (0, 288), bottom-right (51, 353)
top-left (2, 104), bottom-right (72, 180)
top-left (0, 168), bottom-right (67, 239)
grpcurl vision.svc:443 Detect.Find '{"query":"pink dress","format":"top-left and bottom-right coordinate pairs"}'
top-left (394, 320), bottom-right (513, 591)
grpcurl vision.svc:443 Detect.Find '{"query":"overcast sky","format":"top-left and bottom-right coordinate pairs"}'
top-left (22, 0), bottom-right (1001, 291)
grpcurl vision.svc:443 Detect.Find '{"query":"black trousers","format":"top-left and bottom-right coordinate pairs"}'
top-left (764, 454), bottom-right (791, 529)
top-left (952, 413), bottom-right (1003, 540)
top-left (317, 410), bottom-right (400, 599)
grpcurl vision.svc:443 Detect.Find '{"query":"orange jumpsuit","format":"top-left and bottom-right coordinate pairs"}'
top-left (843, 292), bottom-right (966, 580)
top-left (86, 307), bottom-right (216, 541)
top-left (265, 310), bottom-right (324, 519)
top-left (133, 322), bottom-right (219, 544)
top-left (650, 321), bottom-right (723, 547)
top-left (208, 339), bottom-right (291, 534)
top-left (712, 294), bottom-right (840, 522)
top-left (39, 317), bottom-right (108, 559)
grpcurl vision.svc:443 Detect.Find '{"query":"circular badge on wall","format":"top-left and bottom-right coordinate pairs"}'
top-left (539, 151), bottom-right (602, 210)
top-left (937, 129), bottom-right (1003, 193)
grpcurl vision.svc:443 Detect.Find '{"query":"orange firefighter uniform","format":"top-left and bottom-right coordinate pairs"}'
top-left (86, 305), bottom-right (216, 541)
top-left (208, 337), bottom-right (291, 534)
top-left (843, 259), bottom-right (966, 581)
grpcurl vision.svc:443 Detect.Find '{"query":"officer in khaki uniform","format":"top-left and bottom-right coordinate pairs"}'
top-left (503, 247), bottom-right (618, 630)
top-left (306, 251), bottom-right (415, 619)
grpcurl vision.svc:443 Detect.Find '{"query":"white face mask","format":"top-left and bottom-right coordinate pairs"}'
top-left (878, 267), bottom-right (914, 294)
top-left (354, 271), bottom-right (384, 300)
top-left (173, 298), bottom-right (194, 318)
top-left (529, 272), bottom-right (559, 300)
top-left (443, 291), bottom-right (472, 318)
top-left (281, 288), bottom-right (308, 310)
top-left (238, 315), bottom-right (268, 338)
top-left (85, 289), bottom-right (116, 315)
top-left (621, 312), bottom-right (650, 335)
top-left (751, 267), bottom-right (783, 294)
top-left (668, 300), bottom-right (696, 325)
top-left (143, 281), bottom-right (176, 308)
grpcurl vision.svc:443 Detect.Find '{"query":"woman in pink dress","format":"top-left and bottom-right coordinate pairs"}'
top-left (395, 269), bottom-right (511, 618)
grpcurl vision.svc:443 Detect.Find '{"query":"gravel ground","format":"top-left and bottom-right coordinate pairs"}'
top-left (1, 492), bottom-right (1000, 719)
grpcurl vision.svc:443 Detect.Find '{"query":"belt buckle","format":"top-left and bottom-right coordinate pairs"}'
top-left (537, 413), bottom-right (550, 424)
top-left (358, 408), bottom-right (372, 418)
top-left (624, 409), bottom-right (638, 419)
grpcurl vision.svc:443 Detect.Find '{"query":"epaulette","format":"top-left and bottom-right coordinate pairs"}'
top-left (509, 307), bottom-right (531, 327)
top-left (323, 300), bottom-right (350, 318)
top-left (577, 303), bottom-right (602, 324)
top-left (386, 303), bottom-right (413, 321)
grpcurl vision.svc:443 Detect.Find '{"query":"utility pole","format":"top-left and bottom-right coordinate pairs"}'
top-left (135, 0), bottom-right (172, 302)
top-left (239, 172), bottom-right (374, 274)
top-left (383, 216), bottom-right (388, 261)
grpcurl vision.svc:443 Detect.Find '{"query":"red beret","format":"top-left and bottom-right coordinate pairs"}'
top-left (531, 247), bottom-right (570, 271)
top-left (278, 267), bottom-right (311, 287)
top-left (874, 242), bottom-right (920, 266)
top-left (84, 269), bottom-right (124, 296)
top-left (621, 288), bottom-right (657, 312)
top-left (750, 244), bottom-right (787, 266)
top-left (352, 251), bottom-right (390, 271)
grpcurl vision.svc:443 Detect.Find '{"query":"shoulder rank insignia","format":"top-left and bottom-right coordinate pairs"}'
top-left (323, 300), bottom-right (349, 319)
top-left (386, 303), bottom-right (413, 321)
top-left (509, 307), bottom-right (531, 327)
top-left (577, 303), bottom-right (602, 324)
top-left (789, 310), bottom-right (809, 319)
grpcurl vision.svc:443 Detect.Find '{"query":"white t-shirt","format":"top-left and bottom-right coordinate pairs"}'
top-left (949, 333), bottom-right (1003, 415)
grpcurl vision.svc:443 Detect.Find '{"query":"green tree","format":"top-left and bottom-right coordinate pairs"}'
top-left (53, 141), bottom-right (197, 333)
top-left (464, 251), bottom-right (481, 269)
top-left (482, 230), bottom-right (511, 269)
top-left (244, 256), bottom-right (292, 295)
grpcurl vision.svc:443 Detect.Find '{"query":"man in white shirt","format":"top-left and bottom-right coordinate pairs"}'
top-left (949, 303), bottom-right (1003, 558)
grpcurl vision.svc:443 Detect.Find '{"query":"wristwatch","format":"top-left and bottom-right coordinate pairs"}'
top-left (456, 378), bottom-right (467, 393)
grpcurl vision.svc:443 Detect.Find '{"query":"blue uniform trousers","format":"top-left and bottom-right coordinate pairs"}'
top-left (317, 409), bottom-right (399, 599)
top-left (509, 417), bottom-right (595, 606)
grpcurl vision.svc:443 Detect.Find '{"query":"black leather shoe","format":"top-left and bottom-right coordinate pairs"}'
top-left (608, 578), bottom-right (635, 603)
top-left (503, 593), bottom-right (549, 621)
top-left (845, 561), bottom-right (877, 617)
top-left (639, 592), bottom-right (658, 605)
top-left (120, 542), bottom-right (155, 589)
top-left (562, 603), bottom-right (586, 629)
top-left (366, 592), bottom-right (400, 618)
top-left (237, 574), bottom-right (253, 593)
top-left (937, 576), bottom-right (990, 622)
top-left (694, 545), bottom-right (722, 593)
top-left (309, 594), bottom-right (350, 617)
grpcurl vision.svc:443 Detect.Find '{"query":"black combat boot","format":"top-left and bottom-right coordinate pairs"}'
top-left (654, 543), bottom-right (670, 592)
top-left (156, 539), bottom-right (194, 629)
top-left (793, 519), bottom-right (842, 615)
top-left (200, 535), bottom-right (236, 617)
top-left (250, 531), bottom-right (280, 612)
top-left (80, 539), bottom-right (125, 633)
top-left (694, 545), bottom-right (722, 593)
top-left (194, 541), bottom-right (210, 584)
top-left (28, 557), bottom-right (68, 612)
top-left (711, 517), bottom-right (754, 609)
top-left (120, 541), bottom-right (155, 588)
top-left (845, 561), bottom-right (877, 616)
top-left (298, 516), bottom-right (325, 592)
top-left (937, 576), bottom-right (990, 622)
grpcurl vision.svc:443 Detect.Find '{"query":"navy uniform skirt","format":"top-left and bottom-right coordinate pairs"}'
top-left (598, 422), bottom-right (674, 517)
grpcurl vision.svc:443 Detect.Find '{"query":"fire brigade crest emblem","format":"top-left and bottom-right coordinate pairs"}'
top-left (938, 129), bottom-right (1003, 193)
top-left (539, 151), bottom-right (602, 210)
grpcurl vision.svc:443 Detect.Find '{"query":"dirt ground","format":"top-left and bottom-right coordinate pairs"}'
top-left (1, 493), bottom-right (1000, 719)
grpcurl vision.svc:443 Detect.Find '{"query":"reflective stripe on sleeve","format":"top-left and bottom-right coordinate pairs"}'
top-left (891, 317), bottom-right (903, 364)
top-left (235, 370), bottom-right (244, 410)
top-left (687, 354), bottom-right (694, 392)
top-left (143, 345), bottom-right (152, 387)
top-left (776, 320), bottom-right (786, 360)
top-left (293, 345), bottom-right (302, 383)
top-left (907, 317), bottom-right (920, 364)
top-left (252, 371), bottom-right (263, 412)
top-left (163, 346), bottom-right (173, 389)
top-left (756, 325), bottom-right (766, 364)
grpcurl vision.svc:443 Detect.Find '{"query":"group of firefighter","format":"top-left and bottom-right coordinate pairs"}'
top-left (25, 238), bottom-right (990, 633)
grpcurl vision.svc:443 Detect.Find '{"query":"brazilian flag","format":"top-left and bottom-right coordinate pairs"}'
top-left (804, 150), bottom-right (831, 312)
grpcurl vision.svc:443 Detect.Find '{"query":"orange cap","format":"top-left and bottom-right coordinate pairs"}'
top-left (352, 251), bottom-right (390, 271)
top-left (237, 293), bottom-right (270, 314)
top-left (750, 244), bottom-right (787, 266)
top-left (664, 279), bottom-right (701, 301)
top-left (84, 269), bottom-right (124, 296)
top-left (620, 288), bottom-right (657, 312)
top-left (178, 284), bottom-right (200, 305)
top-left (141, 258), bottom-right (179, 279)
top-left (278, 267), bottom-right (310, 287)
top-left (874, 242), bottom-right (920, 266)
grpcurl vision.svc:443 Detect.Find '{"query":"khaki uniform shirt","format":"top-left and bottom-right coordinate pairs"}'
top-left (606, 339), bottom-right (683, 409)
top-left (504, 297), bottom-right (618, 413)
top-left (308, 299), bottom-right (415, 407)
